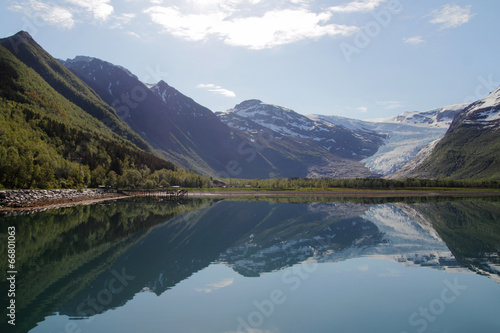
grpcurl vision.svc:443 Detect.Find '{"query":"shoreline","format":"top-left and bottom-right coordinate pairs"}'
top-left (0, 193), bottom-right (128, 215)
top-left (2, 188), bottom-right (500, 214)
top-left (188, 189), bottom-right (500, 198)
top-left (0, 189), bottom-right (127, 214)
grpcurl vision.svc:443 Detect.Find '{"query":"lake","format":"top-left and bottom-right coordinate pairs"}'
top-left (1, 196), bottom-right (499, 333)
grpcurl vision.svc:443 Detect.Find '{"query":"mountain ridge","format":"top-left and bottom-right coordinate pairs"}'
top-left (3, 31), bottom-right (500, 182)
top-left (0, 31), bottom-right (179, 189)
top-left (390, 87), bottom-right (500, 179)
top-left (63, 55), bottom-right (379, 179)
top-left (220, 99), bottom-right (472, 177)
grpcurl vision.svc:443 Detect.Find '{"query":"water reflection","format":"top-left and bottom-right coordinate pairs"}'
top-left (0, 196), bottom-right (499, 333)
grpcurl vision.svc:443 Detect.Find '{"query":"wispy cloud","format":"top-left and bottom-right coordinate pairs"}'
top-left (195, 278), bottom-right (234, 293)
top-left (197, 83), bottom-right (236, 98)
top-left (9, 0), bottom-right (75, 29)
top-left (65, 0), bottom-right (113, 21)
top-left (357, 106), bottom-right (368, 113)
top-left (403, 36), bottom-right (425, 46)
top-left (377, 100), bottom-right (404, 109)
top-left (144, 2), bottom-right (357, 49)
top-left (428, 4), bottom-right (475, 30)
top-left (110, 13), bottom-right (137, 29)
top-left (329, 0), bottom-right (387, 13)
top-left (9, 0), bottom-right (114, 28)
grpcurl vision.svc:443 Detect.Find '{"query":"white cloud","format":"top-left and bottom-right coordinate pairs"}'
top-left (110, 13), bottom-right (137, 29)
top-left (197, 83), bottom-right (236, 97)
top-left (9, 1), bottom-right (75, 29)
top-left (403, 36), bottom-right (425, 46)
top-left (145, 6), bottom-right (225, 41)
top-left (9, 0), bottom-right (114, 28)
top-left (126, 31), bottom-right (141, 39)
top-left (195, 278), bottom-right (234, 293)
top-left (428, 4), bottom-right (475, 30)
top-left (357, 106), bottom-right (368, 113)
top-left (65, 0), bottom-right (114, 21)
top-left (220, 9), bottom-right (356, 49)
top-left (377, 100), bottom-right (403, 109)
top-left (329, 0), bottom-right (386, 13)
top-left (144, 3), bottom-right (357, 49)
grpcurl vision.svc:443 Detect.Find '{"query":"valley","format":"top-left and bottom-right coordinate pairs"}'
top-left (1, 31), bottom-right (500, 190)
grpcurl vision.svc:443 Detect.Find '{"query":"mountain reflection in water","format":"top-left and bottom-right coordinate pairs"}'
top-left (1, 196), bottom-right (499, 333)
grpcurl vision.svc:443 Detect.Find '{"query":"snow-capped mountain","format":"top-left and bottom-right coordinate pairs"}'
top-left (315, 104), bottom-right (469, 175)
top-left (60, 53), bottom-right (494, 180)
top-left (61, 57), bottom-right (377, 178)
top-left (453, 86), bottom-right (500, 127)
top-left (220, 100), bottom-right (469, 176)
top-left (62, 56), bottom-right (289, 178)
top-left (369, 104), bottom-right (468, 128)
top-left (391, 86), bottom-right (500, 179)
top-left (220, 99), bottom-right (385, 161)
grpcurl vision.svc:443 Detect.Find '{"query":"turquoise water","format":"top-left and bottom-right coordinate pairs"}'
top-left (1, 197), bottom-right (499, 333)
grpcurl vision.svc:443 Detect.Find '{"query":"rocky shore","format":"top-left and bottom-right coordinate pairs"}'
top-left (0, 189), bottom-right (120, 211)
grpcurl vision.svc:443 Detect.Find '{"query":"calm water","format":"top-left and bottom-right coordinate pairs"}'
top-left (1, 197), bottom-right (500, 333)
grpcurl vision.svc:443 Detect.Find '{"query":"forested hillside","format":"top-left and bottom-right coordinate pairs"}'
top-left (0, 33), bottom-right (207, 189)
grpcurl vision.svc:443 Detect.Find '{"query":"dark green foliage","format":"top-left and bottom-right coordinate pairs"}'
top-left (413, 124), bottom-right (500, 179)
top-left (220, 177), bottom-right (500, 190)
top-left (0, 39), bottom-right (211, 189)
top-left (0, 31), bottom-right (152, 152)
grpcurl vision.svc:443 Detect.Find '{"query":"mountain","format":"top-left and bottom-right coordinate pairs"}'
top-left (368, 103), bottom-right (468, 128)
top-left (221, 99), bottom-right (385, 160)
top-left (391, 87), bottom-right (500, 179)
top-left (315, 104), bottom-right (468, 176)
top-left (63, 59), bottom-right (378, 178)
top-left (221, 100), bottom-right (469, 177)
top-left (0, 32), bottom-right (153, 153)
top-left (0, 31), bottom-right (175, 189)
top-left (62, 55), bottom-right (245, 177)
top-left (3, 31), bottom-right (496, 182)
top-left (218, 99), bottom-right (384, 178)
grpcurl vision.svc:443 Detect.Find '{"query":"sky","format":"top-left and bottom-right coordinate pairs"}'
top-left (1, 0), bottom-right (500, 120)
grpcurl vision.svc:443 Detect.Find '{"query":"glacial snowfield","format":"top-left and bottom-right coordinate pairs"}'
top-left (311, 103), bottom-right (469, 175)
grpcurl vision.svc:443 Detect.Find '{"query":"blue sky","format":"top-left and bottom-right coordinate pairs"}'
top-left (1, 0), bottom-right (499, 120)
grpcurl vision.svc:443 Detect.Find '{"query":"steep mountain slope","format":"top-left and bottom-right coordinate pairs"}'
top-left (0, 31), bottom-right (152, 153)
top-left (221, 99), bottom-right (468, 177)
top-left (221, 99), bottom-right (385, 160)
top-left (0, 34), bottom-right (175, 189)
top-left (392, 87), bottom-right (500, 179)
top-left (218, 100), bottom-right (382, 178)
top-left (312, 104), bottom-right (468, 175)
top-left (64, 59), bottom-right (377, 178)
top-left (63, 56), bottom-right (272, 176)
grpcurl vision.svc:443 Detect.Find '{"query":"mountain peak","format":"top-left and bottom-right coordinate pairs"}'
top-left (63, 55), bottom-right (138, 80)
top-left (13, 30), bottom-right (33, 40)
top-left (234, 99), bottom-right (263, 109)
top-left (66, 55), bottom-right (96, 63)
top-left (153, 80), bottom-right (171, 89)
top-left (0, 30), bottom-right (38, 51)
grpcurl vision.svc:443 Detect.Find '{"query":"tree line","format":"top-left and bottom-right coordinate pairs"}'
top-left (222, 177), bottom-right (500, 189)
